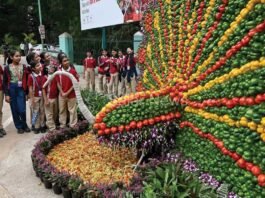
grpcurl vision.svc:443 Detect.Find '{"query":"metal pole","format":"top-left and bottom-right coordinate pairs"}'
top-left (101, 27), bottom-right (106, 49)
top-left (37, 0), bottom-right (44, 51)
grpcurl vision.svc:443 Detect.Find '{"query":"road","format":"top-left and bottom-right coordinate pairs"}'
top-left (0, 55), bottom-right (87, 198)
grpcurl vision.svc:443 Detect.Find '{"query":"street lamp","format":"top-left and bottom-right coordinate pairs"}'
top-left (37, 0), bottom-right (44, 51)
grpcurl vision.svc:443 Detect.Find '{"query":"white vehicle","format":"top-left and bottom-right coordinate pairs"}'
top-left (32, 44), bottom-right (59, 54)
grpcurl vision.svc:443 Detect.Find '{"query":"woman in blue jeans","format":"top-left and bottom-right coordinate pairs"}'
top-left (3, 50), bottom-right (30, 134)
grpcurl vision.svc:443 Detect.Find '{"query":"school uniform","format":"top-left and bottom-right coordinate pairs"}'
top-left (3, 64), bottom-right (29, 130)
top-left (83, 57), bottom-right (96, 91)
top-left (43, 75), bottom-right (59, 131)
top-left (118, 56), bottom-right (126, 96)
top-left (97, 56), bottom-right (109, 94)
top-left (125, 54), bottom-right (137, 94)
top-left (28, 72), bottom-right (46, 129)
top-left (108, 57), bottom-right (119, 96)
top-left (56, 67), bottom-right (79, 128)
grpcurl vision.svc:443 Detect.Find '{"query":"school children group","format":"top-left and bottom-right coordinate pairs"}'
top-left (83, 47), bottom-right (138, 96)
top-left (0, 50), bottom-right (79, 137)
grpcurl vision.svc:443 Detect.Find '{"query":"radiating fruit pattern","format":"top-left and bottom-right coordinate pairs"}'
top-left (94, 0), bottom-right (265, 196)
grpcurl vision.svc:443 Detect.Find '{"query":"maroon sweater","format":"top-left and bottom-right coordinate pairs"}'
top-left (3, 64), bottom-right (29, 96)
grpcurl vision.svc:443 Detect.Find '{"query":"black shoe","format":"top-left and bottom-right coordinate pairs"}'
top-left (23, 127), bottom-right (31, 133)
top-left (40, 127), bottom-right (46, 133)
top-left (17, 129), bottom-right (24, 134)
top-left (0, 132), bottom-right (3, 138)
top-left (34, 128), bottom-right (40, 134)
top-left (32, 126), bottom-right (36, 132)
top-left (0, 129), bottom-right (6, 135)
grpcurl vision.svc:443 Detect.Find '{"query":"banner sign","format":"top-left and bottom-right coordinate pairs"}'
top-left (80, 0), bottom-right (156, 30)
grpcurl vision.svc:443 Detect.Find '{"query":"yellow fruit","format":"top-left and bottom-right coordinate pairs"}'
top-left (261, 117), bottom-right (265, 126)
top-left (240, 117), bottom-right (248, 127)
top-left (248, 122), bottom-right (257, 130)
top-left (257, 126), bottom-right (264, 134)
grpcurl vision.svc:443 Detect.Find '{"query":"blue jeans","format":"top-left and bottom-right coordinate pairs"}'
top-left (9, 83), bottom-right (27, 129)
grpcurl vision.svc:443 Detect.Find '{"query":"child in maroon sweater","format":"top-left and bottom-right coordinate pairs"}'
top-left (83, 50), bottom-right (96, 91)
top-left (43, 65), bottom-right (59, 131)
top-left (28, 62), bottom-right (46, 133)
top-left (56, 56), bottom-right (79, 128)
top-left (108, 49), bottom-right (120, 97)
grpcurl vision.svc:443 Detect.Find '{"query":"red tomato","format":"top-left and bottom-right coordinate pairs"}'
top-left (221, 98), bottom-right (229, 105)
top-left (239, 97), bottom-right (247, 105)
top-left (137, 121), bottom-right (143, 129)
top-left (246, 162), bottom-right (254, 171)
top-left (221, 148), bottom-right (229, 155)
top-left (256, 22), bottom-right (265, 32)
top-left (148, 118), bottom-right (155, 125)
top-left (143, 119), bottom-right (149, 126)
top-left (237, 159), bottom-right (246, 168)
top-left (161, 115), bottom-right (166, 121)
top-left (93, 123), bottom-right (100, 129)
top-left (100, 123), bottom-right (106, 130)
top-left (226, 100), bottom-right (235, 109)
top-left (251, 166), bottom-right (261, 176)
top-left (125, 125), bottom-right (131, 131)
top-left (95, 117), bottom-right (103, 123)
top-left (175, 112), bottom-right (181, 118)
top-left (232, 97), bottom-right (239, 104)
top-left (231, 153), bottom-right (240, 161)
top-left (258, 174), bottom-right (265, 184)
top-left (246, 97), bottom-right (255, 106)
top-left (98, 130), bottom-right (104, 136)
top-left (118, 125), bottom-right (125, 133)
top-left (255, 94), bottom-right (264, 104)
top-left (111, 127), bottom-right (117, 134)
top-left (215, 141), bottom-right (224, 148)
top-left (130, 121), bottom-right (137, 129)
top-left (166, 115), bottom-right (171, 121)
top-left (104, 128), bottom-right (111, 135)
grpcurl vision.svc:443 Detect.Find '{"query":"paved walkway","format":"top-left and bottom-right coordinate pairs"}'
top-left (0, 55), bottom-right (88, 198)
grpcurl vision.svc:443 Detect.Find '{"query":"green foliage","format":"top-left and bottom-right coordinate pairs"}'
top-left (141, 163), bottom-right (217, 198)
top-left (3, 33), bottom-right (14, 44)
top-left (68, 176), bottom-right (83, 192)
top-left (22, 33), bottom-right (37, 44)
top-left (79, 90), bottom-right (110, 116)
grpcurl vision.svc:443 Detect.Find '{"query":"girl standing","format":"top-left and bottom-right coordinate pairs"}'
top-left (3, 51), bottom-right (30, 134)
top-left (108, 49), bottom-right (120, 97)
top-left (125, 47), bottom-right (137, 94)
top-left (26, 52), bottom-right (41, 72)
top-left (56, 55), bottom-right (79, 128)
top-left (28, 62), bottom-right (46, 133)
top-left (97, 49), bottom-right (109, 94)
top-left (118, 50), bottom-right (126, 96)
top-left (43, 65), bottom-right (58, 132)
top-left (83, 50), bottom-right (96, 91)
top-left (40, 52), bottom-right (52, 76)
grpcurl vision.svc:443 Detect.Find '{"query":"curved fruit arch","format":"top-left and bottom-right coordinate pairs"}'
top-left (92, 0), bottom-right (265, 196)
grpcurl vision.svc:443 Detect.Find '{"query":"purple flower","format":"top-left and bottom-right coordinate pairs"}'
top-left (228, 192), bottom-right (238, 198)
top-left (183, 160), bottom-right (198, 172)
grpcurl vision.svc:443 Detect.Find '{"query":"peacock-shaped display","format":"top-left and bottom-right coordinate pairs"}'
top-left (91, 0), bottom-right (265, 197)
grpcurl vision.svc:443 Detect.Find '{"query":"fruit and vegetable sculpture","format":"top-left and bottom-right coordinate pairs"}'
top-left (93, 0), bottom-right (265, 196)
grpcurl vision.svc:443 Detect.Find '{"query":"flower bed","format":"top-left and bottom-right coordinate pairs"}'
top-left (47, 133), bottom-right (137, 186)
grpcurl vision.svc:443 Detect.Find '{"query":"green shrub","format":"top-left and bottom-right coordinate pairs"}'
top-left (142, 163), bottom-right (217, 198)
